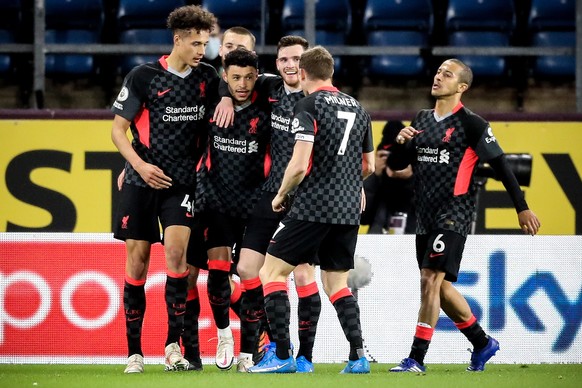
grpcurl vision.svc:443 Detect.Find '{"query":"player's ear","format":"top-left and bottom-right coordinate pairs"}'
top-left (222, 69), bottom-right (228, 82)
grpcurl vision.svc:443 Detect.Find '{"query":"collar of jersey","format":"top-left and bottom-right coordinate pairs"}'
top-left (314, 86), bottom-right (339, 93)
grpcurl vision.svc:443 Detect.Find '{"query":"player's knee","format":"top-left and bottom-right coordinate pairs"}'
top-left (293, 265), bottom-right (314, 286)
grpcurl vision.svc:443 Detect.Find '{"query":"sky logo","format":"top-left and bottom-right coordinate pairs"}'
top-left (437, 250), bottom-right (582, 352)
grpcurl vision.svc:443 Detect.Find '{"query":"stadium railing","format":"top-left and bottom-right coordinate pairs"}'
top-left (0, 0), bottom-right (579, 112)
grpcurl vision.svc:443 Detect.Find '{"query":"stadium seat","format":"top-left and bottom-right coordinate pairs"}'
top-left (281, 0), bottom-right (351, 34)
top-left (527, 0), bottom-right (575, 78)
top-left (281, 0), bottom-right (351, 77)
top-left (116, 0), bottom-right (185, 75)
top-left (362, 0), bottom-right (433, 77)
top-left (45, 0), bottom-right (104, 75)
top-left (364, 0), bottom-right (433, 31)
top-left (445, 0), bottom-right (515, 31)
top-left (0, 0), bottom-right (20, 73)
top-left (118, 29), bottom-right (173, 76)
top-left (445, 0), bottom-right (515, 78)
top-left (528, 0), bottom-right (575, 31)
top-left (367, 30), bottom-right (428, 77)
top-left (448, 31), bottom-right (509, 77)
top-left (201, 0), bottom-right (263, 41)
top-left (285, 29), bottom-right (344, 75)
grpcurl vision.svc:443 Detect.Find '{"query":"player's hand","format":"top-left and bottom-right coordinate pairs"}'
top-left (396, 126), bottom-right (421, 144)
top-left (117, 169), bottom-right (125, 191)
top-left (213, 97), bottom-right (235, 127)
top-left (361, 187), bottom-right (367, 213)
top-left (134, 161), bottom-right (172, 189)
top-left (375, 149), bottom-right (388, 176)
top-left (518, 209), bottom-right (541, 236)
top-left (272, 193), bottom-right (288, 212)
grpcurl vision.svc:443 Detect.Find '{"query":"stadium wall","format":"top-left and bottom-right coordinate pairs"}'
top-left (1, 115), bottom-right (580, 234)
top-left (0, 233), bottom-right (580, 365)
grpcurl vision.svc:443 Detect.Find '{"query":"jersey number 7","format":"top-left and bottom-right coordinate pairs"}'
top-left (337, 111), bottom-right (356, 156)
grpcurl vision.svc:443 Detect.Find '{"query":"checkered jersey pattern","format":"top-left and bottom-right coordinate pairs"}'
top-left (263, 81), bottom-right (305, 193)
top-left (111, 57), bottom-right (217, 188)
top-left (410, 105), bottom-right (504, 236)
top-left (288, 87), bottom-right (374, 225)
top-left (203, 94), bottom-right (271, 218)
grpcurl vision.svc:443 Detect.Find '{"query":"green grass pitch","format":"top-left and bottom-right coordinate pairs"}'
top-left (1, 363), bottom-right (581, 388)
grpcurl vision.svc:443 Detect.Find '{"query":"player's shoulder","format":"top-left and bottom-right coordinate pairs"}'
top-left (457, 105), bottom-right (489, 128)
top-left (124, 60), bottom-right (163, 80)
top-left (295, 91), bottom-right (317, 108)
top-left (195, 62), bottom-right (219, 78)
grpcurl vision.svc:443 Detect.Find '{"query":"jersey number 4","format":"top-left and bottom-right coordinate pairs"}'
top-left (337, 111), bottom-right (356, 155)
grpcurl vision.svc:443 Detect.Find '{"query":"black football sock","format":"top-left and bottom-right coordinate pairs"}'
top-left (207, 265), bottom-right (231, 329)
top-left (331, 288), bottom-right (364, 361)
top-left (165, 271), bottom-right (188, 346)
top-left (182, 288), bottom-right (201, 363)
top-left (456, 317), bottom-right (489, 350)
top-left (263, 282), bottom-right (292, 360)
top-left (296, 282), bottom-right (321, 362)
top-left (124, 277), bottom-right (146, 357)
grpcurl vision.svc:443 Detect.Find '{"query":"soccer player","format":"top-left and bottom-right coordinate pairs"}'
top-left (190, 48), bottom-right (271, 371)
top-left (235, 36), bottom-right (322, 373)
top-left (388, 58), bottom-right (541, 373)
top-left (110, 5), bottom-right (219, 374)
top-left (248, 46), bottom-right (375, 374)
top-left (180, 26), bottom-right (258, 372)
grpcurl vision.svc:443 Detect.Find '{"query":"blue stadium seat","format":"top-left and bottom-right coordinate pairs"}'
top-left (363, 0), bottom-right (432, 77)
top-left (45, 0), bottom-right (104, 75)
top-left (531, 31), bottom-right (575, 77)
top-left (201, 0), bottom-right (263, 40)
top-left (281, 0), bottom-right (351, 77)
top-left (286, 29), bottom-right (344, 75)
top-left (445, 0), bottom-right (514, 78)
top-left (367, 31), bottom-right (428, 77)
top-left (117, 0), bottom-right (185, 29)
top-left (119, 29), bottom-right (172, 75)
top-left (445, 0), bottom-right (515, 31)
top-left (528, 0), bottom-right (575, 31)
top-left (281, 0), bottom-right (351, 41)
top-left (116, 0), bottom-right (185, 75)
top-left (45, 30), bottom-right (101, 75)
top-left (364, 0), bottom-right (433, 31)
top-left (527, 0), bottom-right (575, 78)
top-left (448, 31), bottom-right (509, 77)
top-left (0, 0), bottom-right (20, 73)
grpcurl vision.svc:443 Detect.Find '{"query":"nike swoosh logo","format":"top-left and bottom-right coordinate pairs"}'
top-left (127, 317), bottom-right (141, 322)
top-left (209, 118), bottom-right (215, 123)
top-left (157, 88), bottom-right (172, 97)
top-left (429, 252), bottom-right (444, 258)
top-left (254, 361), bottom-right (291, 372)
top-left (186, 213), bottom-right (194, 218)
top-left (268, 97), bottom-right (278, 103)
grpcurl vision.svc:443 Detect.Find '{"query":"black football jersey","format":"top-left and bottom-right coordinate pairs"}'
top-left (260, 76), bottom-right (305, 193)
top-left (111, 56), bottom-right (218, 188)
top-left (202, 92), bottom-right (272, 218)
top-left (287, 86), bottom-right (374, 225)
top-left (408, 103), bottom-right (504, 236)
